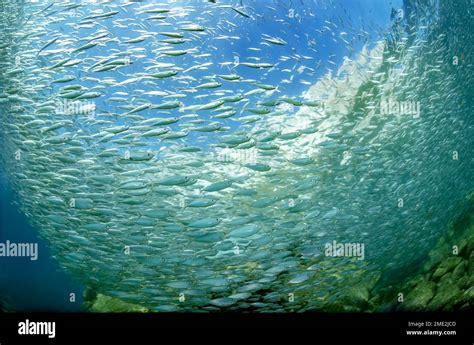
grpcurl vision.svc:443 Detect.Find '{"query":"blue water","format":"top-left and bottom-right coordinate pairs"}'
top-left (0, 0), bottom-right (400, 311)
top-left (43, 0), bottom-right (401, 148)
top-left (0, 171), bottom-right (83, 311)
top-left (0, 0), bottom-right (402, 312)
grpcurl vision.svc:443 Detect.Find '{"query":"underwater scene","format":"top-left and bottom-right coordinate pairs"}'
top-left (0, 0), bottom-right (473, 316)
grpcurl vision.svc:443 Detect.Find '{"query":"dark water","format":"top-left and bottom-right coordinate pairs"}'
top-left (0, 171), bottom-right (83, 311)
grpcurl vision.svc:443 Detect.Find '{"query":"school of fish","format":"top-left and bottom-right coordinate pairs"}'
top-left (0, 0), bottom-right (472, 312)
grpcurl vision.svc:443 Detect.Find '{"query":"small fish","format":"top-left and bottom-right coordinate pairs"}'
top-left (157, 176), bottom-right (191, 186)
top-left (203, 180), bottom-right (233, 192)
top-left (148, 70), bottom-right (177, 79)
top-left (240, 62), bottom-right (274, 69)
top-left (231, 7), bottom-right (250, 18)
top-left (188, 218), bottom-right (220, 228)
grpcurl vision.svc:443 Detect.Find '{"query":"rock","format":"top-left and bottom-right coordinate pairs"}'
top-left (469, 251), bottom-right (474, 275)
top-left (432, 266), bottom-right (448, 280)
top-left (423, 272), bottom-right (433, 281)
top-left (321, 302), bottom-right (345, 312)
top-left (461, 286), bottom-right (474, 304)
top-left (83, 286), bottom-right (98, 302)
top-left (369, 285), bottom-right (399, 311)
top-left (452, 260), bottom-right (467, 280)
top-left (84, 294), bottom-right (149, 313)
top-left (428, 274), bottom-right (462, 310)
top-left (457, 276), bottom-right (471, 289)
top-left (378, 302), bottom-right (398, 312)
top-left (431, 256), bottom-right (462, 280)
top-left (423, 249), bottom-right (446, 272)
top-left (441, 256), bottom-right (463, 271)
top-left (374, 197), bottom-right (474, 312)
top-left (403, 280), bottom-right (435, 311)
top-left (322, 301), bottom-right (360, 312)
top-left (467, 233), bottom-right (474, 254)
top-left (342, 305), bottom-right (361, 312)
top-left (345, 286), bottom-right (369, 306)
top-left (365, 271), bottom-right (382, 292)
top-left (458, 238), bottom-right (469, 257)
top-left (368, 294), bottom-right (380, 309)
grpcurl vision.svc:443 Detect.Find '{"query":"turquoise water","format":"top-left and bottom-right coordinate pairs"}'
top-left (0, 0), bottom-right (472, 312)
